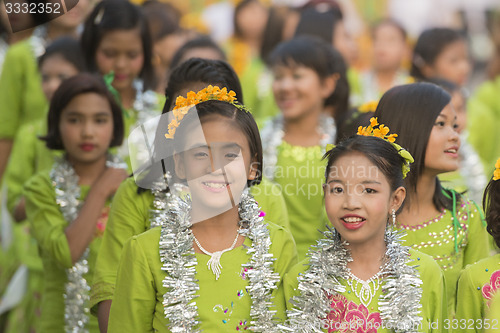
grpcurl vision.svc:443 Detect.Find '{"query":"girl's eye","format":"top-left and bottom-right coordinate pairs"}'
top-left (66, 117), bottom-right (79, 124)
top-left (364, 188), bottom-right (377, 194)
top-left (127, 52), bottom-right (140, 59)
top-left (435, 121), bottom-right (445, 127)
top-left (330, 186), bottom-right (343, 194)
top-left (194, 152), bottom-right (209, 159)
top-left (95, 117), bottom-right (109, 124)
top-left (453, 123), bottom-right (459, 130)
top-left (225, 153), bottom-right (239, 160)
top-left (292, 73), bottom-right (302, 80)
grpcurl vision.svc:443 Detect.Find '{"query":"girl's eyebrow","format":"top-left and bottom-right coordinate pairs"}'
top-left (437, 113), bottom-right (447, 119)
top-left (63, 111), bottom-right (111, 117)
top-left (327, 179), bottom-right (381, 185)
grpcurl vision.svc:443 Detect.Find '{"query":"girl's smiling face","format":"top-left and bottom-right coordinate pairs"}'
top-left (324, 152), bottom-right (405, 245)
top-left (95, 28), bottom-right (144, 92)
top-left (424, 103), bottom-right (461, 174)
top-left (174, 115), bottom-right (257, 222)
top-left (272, 64), bottom-right (333, 121)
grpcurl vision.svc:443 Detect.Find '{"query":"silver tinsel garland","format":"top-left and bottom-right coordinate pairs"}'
top-left (158, 189), bottom-right (281, 332)
top-left (283, 227), bottom-right (422, 333)
top-left (260, 113), bottom-right (336, 181)
top-left (51, 155), bottom-right (126, 333)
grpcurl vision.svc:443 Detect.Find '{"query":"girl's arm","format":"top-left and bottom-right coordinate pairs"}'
top-left (455, 265), bottom-right (483, 333)
top-left (64, 167), bottom-right (128, 264)
top-left (463, 201), bottom-right (490, 266)
top-left (108, 234), bottom-right (156, 332)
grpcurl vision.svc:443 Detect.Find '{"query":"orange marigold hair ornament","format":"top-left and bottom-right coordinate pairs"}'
top-left (164, 85), bottom-right (247, 139)
top-left (326, 117), bottom-right (414, 179)
top-left (494, 157), bottom-right (500, 181)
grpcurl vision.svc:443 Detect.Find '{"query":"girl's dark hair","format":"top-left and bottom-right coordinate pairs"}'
top-left (483, 176), bottom-right (500, 248)
top-left (269, 36), bottom-right (349, 122)
top-left (411, 28), bottom-right (466, 81)
top-left (164, 58), bottom-right (243, 112)
top-left (81, 0), bottom-right (155, 90)
top-left (41, 73), bottom-right (124, 150)
top-left (141, 0), bottom-right (180, 42)
top-left (324, 135), bottom-right (406, 193)
top-left (336, 109), bottom-right (373, 143)
top-left (293, 5), bottom-right (343, 46)
top-left (38, 37), bottom-right (86, 72)
top-left (260, 6), bottom-right (291, 64)
top-left (174, 100), bottom-right (263, 186)
top-left (169, 36), bottom-right (227, 71)
top-left (374, 82), bottom-right (452, 210)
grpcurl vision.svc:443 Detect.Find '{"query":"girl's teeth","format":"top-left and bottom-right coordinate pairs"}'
top-left (204, 182), bottom-right (227, 189)
top-left (344, 217), bottom-right (363, 223)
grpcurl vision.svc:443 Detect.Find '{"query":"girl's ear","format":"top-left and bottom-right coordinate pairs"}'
top-left (390, 186), bottom-right (406, 213)
top-left (320, 73), bottom-right (339, 99)
top-left (421, 64), bottom-right (435, 80)
top-left (247, 156), bottom-right (259, 181)
top-left (173, 152), bottom-right (186, 180)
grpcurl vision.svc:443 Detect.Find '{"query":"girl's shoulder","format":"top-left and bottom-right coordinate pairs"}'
top-left (407, 248), bottom-right (442, 277)
top-left (24, 168), bottom-right (52, 192)
top-left (461, 253), bottom-right (500, 282)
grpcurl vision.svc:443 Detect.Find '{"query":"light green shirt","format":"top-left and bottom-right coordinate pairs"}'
top-left (107, 222), bottom-right (297, 332)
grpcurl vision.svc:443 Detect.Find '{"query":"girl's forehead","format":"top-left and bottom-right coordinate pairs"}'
top-left (327, 152), bottom-right (387, 183)
top-left (183, 117), bottom-right (249, 149)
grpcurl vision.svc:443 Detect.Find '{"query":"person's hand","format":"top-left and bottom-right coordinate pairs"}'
top-left (92, 168), bottom-right (129, 198)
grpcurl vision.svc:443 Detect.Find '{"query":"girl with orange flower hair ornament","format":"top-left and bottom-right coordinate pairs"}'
top-left (283, 120), bottom-right (446, 332)
top-left (260, 36), bottom-right (344, 260)
top-left (106, 86), bottom-right (297, 332)
top-left (455, 158), bottom-right (500, 333)
top-left (374, 82), bottom-right (490, 318)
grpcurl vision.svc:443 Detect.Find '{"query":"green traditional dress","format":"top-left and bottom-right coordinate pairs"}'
top-left (107, 222), bottom-right (297, 332)
top-left (24, 168), bottom-right (113, 332)
top-left (397, 197), bottom-right (489, 317)
top-left (485, 292), bottom-right (500, 333)
top-left (272, 141), bottom-right (328, 260)
top-left (284, 248), bottom-right (446, 332)
top-left (455, 254), bottom-right (500, 332)
top-left (90, 176), bottom-right (290, 312)
top-left (0, 38), bottom-right (47, 140)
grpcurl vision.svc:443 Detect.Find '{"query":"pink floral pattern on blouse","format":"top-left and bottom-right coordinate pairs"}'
top-left (326, 294), bottom-right (382, 332)
top-left (482, 270), bottom-right (500, 306)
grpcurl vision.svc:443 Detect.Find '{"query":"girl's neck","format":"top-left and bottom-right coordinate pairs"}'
top-left (399, 171), bottom-right (440, 225)
top-left (119, 86), bottom-right (136, 110)
top-left (346, 237), bottom-right (386, 281)
top-left (283, 109), bottom-right (322, 147)
top-left (191, 206), bottom-right (244, 253)
top-left (68, 155), bottom-right (107, 186)
top-left (375, 68), bottom-right (398, 92)
top-left (46, 23), bottom-right (77, 41)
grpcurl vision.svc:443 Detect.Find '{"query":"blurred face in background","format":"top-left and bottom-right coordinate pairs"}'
top-left (422, 39), bottom-right (471, 86)
top-left (333, 20), bottom-right (357, 65)
top-left (235, 0), bottom-right (269, 42)
top-left (372, 22), bottom-right (408, 72)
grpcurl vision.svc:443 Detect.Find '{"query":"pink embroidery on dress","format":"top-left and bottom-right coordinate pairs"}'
top-left (482, 270), bottom-right (500, 306)
top-left (326, 294), bottom-right (382, 333)
top-left (94, 206), bottom-right (109, 237)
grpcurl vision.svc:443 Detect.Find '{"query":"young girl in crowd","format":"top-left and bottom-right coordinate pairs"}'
top-left (260, 36), bottom-right (341, 259)
top-left (0, 0), bottom-right (90, 182)
top-left (1, 37), bottom-right (86, 333)
top-left (374, 82), bottom-right (490, 317)
top-left (455, 158), bottom-right (500, 332)
top-left (24, 73), bottom-right (128, 332)
top-left (107, 87), bottom-right (297, 332)
top-left (284, 125), bottom-right (446, 332)
top-left (81, 0), bottom-right (164, 163)
top-left (91, 58), bottom-right (290, 331)
top-left (411, 28), bottom-right (471, 87)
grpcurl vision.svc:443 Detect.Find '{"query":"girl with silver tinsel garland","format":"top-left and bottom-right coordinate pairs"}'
top-left (23, 73), bottom-right (128, 333)
top-left (283, 134), bottom-right (446, 333)
top-left (374, 83), bottom-right (490, 318)
top-left (107, 93), bottom-right (297, 332)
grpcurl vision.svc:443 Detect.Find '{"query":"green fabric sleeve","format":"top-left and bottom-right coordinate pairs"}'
top-left (283, 258), bottom-right (307, 311)
top-left (455, 265), bottom-right (483, 332)
top-left (486, 293), bottom-right (500, 332)
top-left (90, 177), bottom-right (153, 312)
top-left (251, 177), bottom-right (290, 231)
top-left (0, 41), bottom-right (47, 139)
top-left (24, 172), bottom-right (73, 269)
top-left (463, 202), bottom-right (490, 267)
top-left (107, 234), bottom-right (156, 333)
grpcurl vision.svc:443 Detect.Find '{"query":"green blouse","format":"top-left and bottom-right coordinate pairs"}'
top-left (24, 171), bottom-right (110, 333)
top-left (274, 141), bottom-right (327, 260)
top-left (107, 222), bottom-right (297, 332)
top-left (455, 254), bottom-right (500, 332)
top-left (284, 248), bottom-right (447, 332)
top-left (485, 292), bottom-right (500, 333)
top-left (90, 176), bottom-right (290, 312)
top-left (0, 39), bottom-right (47, 139)
top-left (397, 199), bottom-right (489, 317)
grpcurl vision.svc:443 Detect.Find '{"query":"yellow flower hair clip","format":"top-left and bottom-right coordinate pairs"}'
top-left (494, 157), bottom-right (500, 181)
top-left (165, 85), bottom-right (242, 139)
top-left (357, 117), bottom-right (414, 178)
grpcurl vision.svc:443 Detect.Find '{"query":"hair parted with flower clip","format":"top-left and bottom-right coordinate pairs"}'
top-left (164, 85), bottom-right (247, 139)
top-left (327, 117), bottom-right (414, 178)
top-left (494, 157), bottom-right (500, 181)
